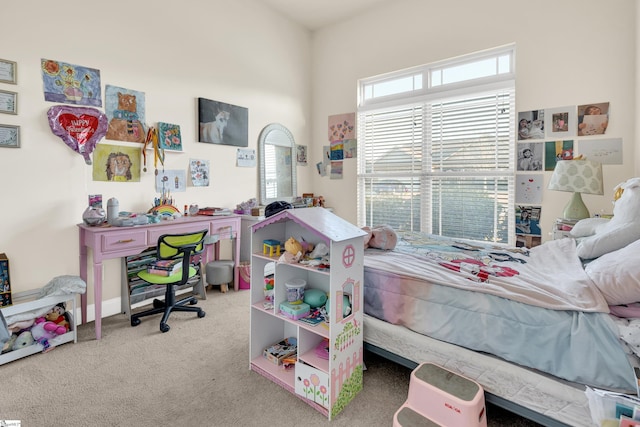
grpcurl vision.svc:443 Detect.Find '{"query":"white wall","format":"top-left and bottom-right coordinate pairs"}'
top-left (1, 0), bottom-right (312, 301)
top-left (311, 0), bottom-right (637, 235)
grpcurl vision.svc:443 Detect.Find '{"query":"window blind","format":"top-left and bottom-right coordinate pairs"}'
top-left (357, 86), bottom-right (515, 244)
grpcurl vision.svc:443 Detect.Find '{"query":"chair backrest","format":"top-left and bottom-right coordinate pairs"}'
top-left (157, 229), bottom-right (208, 261)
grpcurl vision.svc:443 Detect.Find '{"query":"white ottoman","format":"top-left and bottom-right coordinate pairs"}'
top-left (205, 260), bottom-right (235, 293)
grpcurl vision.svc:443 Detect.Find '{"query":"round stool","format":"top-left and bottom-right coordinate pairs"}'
top-left (205, 260), bottom-right (235, 293)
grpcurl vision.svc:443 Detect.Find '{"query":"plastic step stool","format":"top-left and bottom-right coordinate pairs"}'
top-left (393, 363), bottom-right (486, 427)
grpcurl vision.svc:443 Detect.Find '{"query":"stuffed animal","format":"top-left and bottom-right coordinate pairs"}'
top-left (31, 317), bottom-right (67, 352)
top-left (12, 331), bottom-right (34, 351)
top-left (571, 177), bottom-right (640, 259)
top-left (363, 225), bottom-right (398, 250)
top-left (44, 305), bottom-right (69, 332)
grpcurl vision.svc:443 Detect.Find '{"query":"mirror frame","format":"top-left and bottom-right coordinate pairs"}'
top-left (259, 123), bottom-right (297, 206)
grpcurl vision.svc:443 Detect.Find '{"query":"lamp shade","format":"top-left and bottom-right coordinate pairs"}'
top-left (548, 159), bottom-right (603, 220)
top-left (548, 160), bottom-right (603, 195)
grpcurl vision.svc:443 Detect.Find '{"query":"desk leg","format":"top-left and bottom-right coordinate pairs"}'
top-left (93, 262), bottom-right (103, 340)
top-left (79, 237), bottom-right (88, 326)
top-left (233, 237), bottom-right (240, 291)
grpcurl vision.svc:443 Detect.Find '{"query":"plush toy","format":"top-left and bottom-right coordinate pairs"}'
top-left (280, 237), bottom-right (316, 264)
top-left (44, 305), bottom-right (69, 332)
top-left (12, 330), bottom-right (34, 351)
top-left (31, 317), bottom-right (67, 352)
top-left (363, 225), bottom-right (398, 250)
top-left (571, 177), bottom-right (640, 259)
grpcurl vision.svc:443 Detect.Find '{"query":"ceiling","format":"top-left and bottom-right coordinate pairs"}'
top-left (258, 0), bottom-right (392, 31)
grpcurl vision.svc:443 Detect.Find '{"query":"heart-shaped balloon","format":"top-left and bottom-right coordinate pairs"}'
top-left (47, 105), bottom-right (108, 165)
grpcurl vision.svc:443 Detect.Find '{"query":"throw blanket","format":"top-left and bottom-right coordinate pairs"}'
top-left (364, 232), bottom-right (608, 312)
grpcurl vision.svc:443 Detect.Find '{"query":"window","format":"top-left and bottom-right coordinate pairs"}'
top-left (357, 45), bottom-right (515, 244)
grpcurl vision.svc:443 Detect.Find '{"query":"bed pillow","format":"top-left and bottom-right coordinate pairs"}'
top-left (585, 239), bottom-right (640, 305)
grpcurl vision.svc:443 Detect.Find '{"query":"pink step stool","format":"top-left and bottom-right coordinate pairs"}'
top-left (393, 363), bottom-right (487, 427)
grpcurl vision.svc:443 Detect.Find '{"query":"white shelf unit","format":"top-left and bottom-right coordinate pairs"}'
top-left (0, 293), bottom-right (77, 365)
top-left (249, 207), bottom-right (366, 420)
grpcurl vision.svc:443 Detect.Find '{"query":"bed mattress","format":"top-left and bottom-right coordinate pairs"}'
top-left (363, 232), bottom-right (637, 392)
top-left (364, 314), bottom-right (592, 427)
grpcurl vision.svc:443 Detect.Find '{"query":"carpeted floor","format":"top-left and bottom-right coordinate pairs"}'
top-left (2, 289), bottom-right (542, 426)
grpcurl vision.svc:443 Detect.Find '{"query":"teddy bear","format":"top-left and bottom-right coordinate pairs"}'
top-left (279, 237), bottom-right (315, 264)
top-left (362, 225), bottom-right (398, 250)
top-left (570, 177), bottom-right (640, 259)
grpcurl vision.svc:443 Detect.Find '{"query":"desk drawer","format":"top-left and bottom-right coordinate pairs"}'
top-left (210, 218), bottom-right (239, 239)
top-left (147, 223), bottom-right (210, 243)
top-left (101, 229), bottom-right (148, 253)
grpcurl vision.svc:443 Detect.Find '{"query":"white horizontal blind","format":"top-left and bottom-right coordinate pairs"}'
top-left (357, 47), bottom-right (515, 244)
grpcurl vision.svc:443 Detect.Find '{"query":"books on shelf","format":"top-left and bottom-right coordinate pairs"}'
top-left (147, 259), bottom-right (182, 276)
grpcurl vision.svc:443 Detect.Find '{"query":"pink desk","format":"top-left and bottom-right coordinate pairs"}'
top-left (78, 215), bottom-right (241, 340)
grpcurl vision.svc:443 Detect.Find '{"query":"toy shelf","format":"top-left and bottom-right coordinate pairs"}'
top-left (249, 208), bottom-right (366, 420)
top-left (0, 293), bottom-right (77, 366)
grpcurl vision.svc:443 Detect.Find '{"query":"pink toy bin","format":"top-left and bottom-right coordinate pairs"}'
top-left (238, 261), bottom-right (250, 290)
top-left (393, 363), bottom-right (486, 427)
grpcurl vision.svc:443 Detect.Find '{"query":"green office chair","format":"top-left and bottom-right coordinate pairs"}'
top-left (131, 229), bottom-right (208, 333)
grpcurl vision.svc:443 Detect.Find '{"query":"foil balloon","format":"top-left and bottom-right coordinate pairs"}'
top-left (47, 105), bottom-right (108, 165)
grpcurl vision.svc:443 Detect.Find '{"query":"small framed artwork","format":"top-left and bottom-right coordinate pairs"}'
top-left (0, 124), bottom-right (20, 148)
top-left (0, 89), bottom-right (17, 114)
top-left (0, 59), bottom-right (17, 85)
top-left (157, 122), bottom-right (182, 151)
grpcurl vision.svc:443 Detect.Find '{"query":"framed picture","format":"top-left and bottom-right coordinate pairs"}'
top-left (0, 124), bottom-right (20, 148)
top-left (0, 89), bottom-right (17, 114)
top-left (198, 97), bottom-right (248, 147)
top-left (0, 59), bottom-right (17, 84)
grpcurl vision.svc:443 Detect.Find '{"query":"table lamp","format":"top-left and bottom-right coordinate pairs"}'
top-left (548, 159), bottom-right (603, 220)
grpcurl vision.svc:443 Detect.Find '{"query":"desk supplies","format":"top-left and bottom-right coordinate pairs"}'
top-left (107, 198), bottom-right (119, 225)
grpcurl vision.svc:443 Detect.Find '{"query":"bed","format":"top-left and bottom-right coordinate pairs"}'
top-left (362, 230), bottom-right (640, 427)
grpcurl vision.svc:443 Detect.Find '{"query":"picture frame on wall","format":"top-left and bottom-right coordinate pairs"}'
top-left (0, 89), bottom-right (17, 115)
top-left (0, 59), bottom-right (17, 85)
top-left (0, 124), bottom-right (20, 148)
top-left (198, 97), bottom-right (248, 147)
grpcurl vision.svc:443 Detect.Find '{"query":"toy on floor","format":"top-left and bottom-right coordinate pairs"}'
top-left (31, 316), bottom-right (67, 352)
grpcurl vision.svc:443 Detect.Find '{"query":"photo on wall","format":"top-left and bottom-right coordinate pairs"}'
top-left (518, 109), bottom-right (545, 140)
top-left (544, 140), bottom-right (574, 171)
top-left (517, 142), bottom-right (543, 171)
top-left (577, 102), bottom-right (609, 136)
top-left (198, 97), bottom-right (248, 147)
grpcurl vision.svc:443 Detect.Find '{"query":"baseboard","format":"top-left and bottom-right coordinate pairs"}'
top-left (75, 296), bottom-right (123, 324)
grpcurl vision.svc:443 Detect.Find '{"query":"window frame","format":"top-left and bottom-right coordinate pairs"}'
top-left (357, 45), bottom-right (516, 245)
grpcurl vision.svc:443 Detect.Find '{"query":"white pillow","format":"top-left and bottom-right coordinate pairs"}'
top-left (585, 239), bottom-right (640, 305)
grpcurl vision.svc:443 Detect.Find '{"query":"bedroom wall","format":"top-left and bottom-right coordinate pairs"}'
top-left (1, 0), bottom-right (313, 308)
top-left (310, 0), bottom-right (637, 238)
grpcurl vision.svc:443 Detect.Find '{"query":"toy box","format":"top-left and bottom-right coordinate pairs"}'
top-left (263, 337), bottom-right (297, 365)
top-left (279, 301), bottom-right (310, 320)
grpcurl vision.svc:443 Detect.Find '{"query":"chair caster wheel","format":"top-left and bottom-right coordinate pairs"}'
top-left (131, 318), bottom-right (141, 327)
top-left (153, 299), bottom-right (164, 309)
top-left (189, 298), bottom-right (198, 305)
top-left (198, 310), bottom-right (206, 318)
top-left (160, 323), bottom-right (170, 333)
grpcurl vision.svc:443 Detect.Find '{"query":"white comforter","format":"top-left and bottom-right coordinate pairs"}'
top-left (364, 236), bottom-right (609, 312)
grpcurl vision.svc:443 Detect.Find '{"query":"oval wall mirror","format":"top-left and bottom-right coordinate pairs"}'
top-left (259, 123), bottom-right (297, 205)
